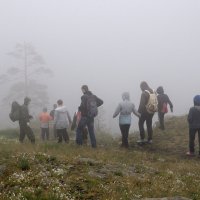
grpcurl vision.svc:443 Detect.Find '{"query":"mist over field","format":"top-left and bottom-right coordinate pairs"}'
top-left (0, 0), bottom-right (199, 133)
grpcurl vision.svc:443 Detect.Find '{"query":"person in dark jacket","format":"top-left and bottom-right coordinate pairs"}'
top-left (187, 95), bottom-right (200, 156)
top-left (19, 97), bottom-right (35, 143)
top-left (76, 85), bottom-right (103, 148)
top-left (156, 86), bottom-right (173, 130)
top-left (137, 81), bottom-right (154, 144)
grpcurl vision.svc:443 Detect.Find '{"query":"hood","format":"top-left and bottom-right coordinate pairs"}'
top-left (156, 86), bottom-right (164, 95)
top-left (55, 106), bottom-right (68, 113)
top-left (122, 92), bottom-right (130, 101)
top-left (194, 106), bottom-right (200, 111)
top-left (194, 95), bottom-right (200, 106)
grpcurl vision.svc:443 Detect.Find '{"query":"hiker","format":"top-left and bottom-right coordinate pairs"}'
top-left (76, 85), bottom-right (103, 148)
top-left (156, 86), bottom-right (173, 130)
top-left (186, 95), bottom-right (200, 156)
top-left (54, 99), bottom-right (72, 143)
top-left (39, 107), bottom-right (52, 141)
top-left (50, 104), bottom-right (58, 139)
top-left (19, 97), bottom-right (35, 143)
top-left (137, 81), bottom-right (157, 144)
top-left (113, 92), bottom-right (140, 148)
top-left (71, 109), bottom-right (88, 145)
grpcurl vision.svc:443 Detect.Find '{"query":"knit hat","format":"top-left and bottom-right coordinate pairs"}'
top-left (193, 95), bottom-right (200, 106)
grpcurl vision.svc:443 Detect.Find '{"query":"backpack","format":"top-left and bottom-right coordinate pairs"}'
top-left (86, 95), bottom-right (98, 118)
top-left (9, 101), bottom-right (21, 122)
top-left (145, 90), bottom-right (158, 114)
top-left (161, 102), bottom-right (168, 113)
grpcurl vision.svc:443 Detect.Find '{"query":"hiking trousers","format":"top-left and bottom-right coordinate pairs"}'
top-left (189, 128), bottom-right (200, 153)
top-left (76, 116), bottom-right (96, 148)
top-left (19, 122), bottom-right (35, 143)
top-left (41, 128), bottom-right (49, 141)
top-left (139, 112), bottom-right (154, 141)
top-left (119, 124), bottom-right (130, 148)
top-left (57, 128), bottom-right (69, 143)
top-left (158, 112), bottom-right (165, 130)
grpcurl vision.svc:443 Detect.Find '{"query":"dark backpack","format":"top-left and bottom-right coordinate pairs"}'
top-left (9, 101), bottom-right (21, 122)
top-left (86, 95), bottom-right (98, 118)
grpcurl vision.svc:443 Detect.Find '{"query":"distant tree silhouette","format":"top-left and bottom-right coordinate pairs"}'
top-left (0, 43), bottom-right (52, 107)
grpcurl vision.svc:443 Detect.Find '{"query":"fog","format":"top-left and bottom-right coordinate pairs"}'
top-left (0, 0), bottom-right (199, 132)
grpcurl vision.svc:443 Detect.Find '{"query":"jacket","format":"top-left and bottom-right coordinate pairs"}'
top-left (188, 106), bottom-right (200, 129)
top-left (113, 92), bottom-right (140, 125)
top-left (39, 112), bottom-right (52, 128)
top-left (19, 104), bottom-right (32, 124)
top-left (79, 91), bottom-right (103, 117)
top-left (54, 106), bottom-right (72, 129)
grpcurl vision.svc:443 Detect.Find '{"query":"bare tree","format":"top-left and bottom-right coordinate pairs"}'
top-left (1, 43), bottom-right (52, 107)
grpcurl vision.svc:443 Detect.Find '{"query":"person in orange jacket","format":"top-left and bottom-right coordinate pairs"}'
top-left (39, 107), bottom-right (52, 141)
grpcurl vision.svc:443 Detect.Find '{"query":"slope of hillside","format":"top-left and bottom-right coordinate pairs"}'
top-left (0, 116), bottom-right (199, 200)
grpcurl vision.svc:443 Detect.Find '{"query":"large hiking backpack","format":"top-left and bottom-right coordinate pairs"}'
top-left (145, 90), bottom-right (158, 114)
top-left (86, 95), bottom-right (98, 118)
top-left (9, 101), bottom-right (21, 122)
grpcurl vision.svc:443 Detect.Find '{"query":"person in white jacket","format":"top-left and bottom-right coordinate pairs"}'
top-left (113, 92), bottom-right (140, 148)
top-left (54, 99), bottom-right (72, 143)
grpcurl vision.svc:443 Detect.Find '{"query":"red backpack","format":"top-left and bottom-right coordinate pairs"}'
top-left (161, 102), bottom-right (168, 113)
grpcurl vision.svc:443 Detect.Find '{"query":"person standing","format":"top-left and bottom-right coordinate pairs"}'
top-left (187, 95), bottom-right (200, 156)
top-left (76, 85), bottom-right (103, 148)
top-left (39, 107), bottom-right (52, 141)
top-left (156, 86), bottom-right (173, 130)
top-left (19, 97), bottom-right (35, 143)
top-left (138, 81), bottom-right (156, 144)
top-left (113, 92), bottom-right (140, 148)
top-left (54, 99), bottom-right (71, 143)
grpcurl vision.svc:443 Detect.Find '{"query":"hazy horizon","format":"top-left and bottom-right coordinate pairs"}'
top-left (0, 0), bottom-right (199, 132)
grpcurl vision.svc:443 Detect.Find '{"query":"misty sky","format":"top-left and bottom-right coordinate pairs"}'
top-left (0, 0), bottom-right (200, 131)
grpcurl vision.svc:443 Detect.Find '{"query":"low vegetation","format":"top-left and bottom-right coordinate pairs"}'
top-left (0, 116), bottom-right (198, 200)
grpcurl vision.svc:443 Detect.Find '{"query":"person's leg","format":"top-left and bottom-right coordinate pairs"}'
top-left (76, 117), bottom-right (87, 145)
top-left (87, 117), bottom-right (96, 148)
top-left (119, 124), bottom-right (126, 147)
top-left (189, 128), bottom-right (196, 153)
top-left (82, 127), bottom-right (88, 145)
top-left (57, 129), bottom-right (62, 143)
top-left (124, 124), bottom-right (130, 148)
top-left (146, 113), bottom-right (154, 142)
top-left (46, 128), bottom-right (49, 140)
top-left (62, 128), bottom-right (69, 143)
top-left (138, 114), bottom-right (146, 140)
top-left (158, 112), bottom-right (165, 130)
top-left (41, 128), bottom-right (45, 141)
top-left (19, 123), bottom-right (26, 143)
top-left (53, 124), bottom-right (57, 139)
top-left (26, 126), bottom-right (35, 144)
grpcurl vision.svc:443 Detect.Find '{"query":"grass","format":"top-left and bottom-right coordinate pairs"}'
top-left (0, 115), bottom-right (198, 200)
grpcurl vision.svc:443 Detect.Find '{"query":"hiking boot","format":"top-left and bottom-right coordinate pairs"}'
top-left (137, 139), bottom-right (145, 143)
top-left (147, 140), bottom-right (153, 144)
top-left (186, 152), bottom-right (195, 156)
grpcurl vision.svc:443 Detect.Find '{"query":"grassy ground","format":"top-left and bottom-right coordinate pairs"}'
top-left (0, 116), bottom-right (199, 200)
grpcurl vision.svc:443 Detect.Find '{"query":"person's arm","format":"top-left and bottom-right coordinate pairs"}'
top-left (113, 104), bottom-right (121, 118)
top-left (96, 96), bottom-right (103, 107)
top-left (166, 95), bottom-right (173, 112)
top-left (132, 104), bottom-right (141, 118)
